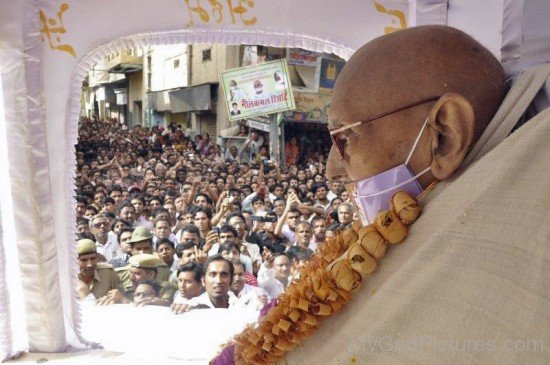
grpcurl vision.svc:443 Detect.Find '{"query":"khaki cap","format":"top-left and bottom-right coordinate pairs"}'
top-left (77, 239), bottom-right (97, 255)
top-left (129, 226), bottom-right (153, 243)
top-left (129, 254), bottom-right (164, 269)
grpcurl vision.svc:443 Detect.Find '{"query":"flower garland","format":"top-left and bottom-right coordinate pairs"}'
top-left (214, 191), bottom-right (422, 365)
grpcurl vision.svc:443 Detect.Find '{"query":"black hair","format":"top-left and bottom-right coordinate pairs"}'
top-left (175, 242), bottom-right (197, 258)
top-left (218, 242), bottom-right (240, 254)
top-left (117, 226), bottom-right (134, 244)
top-left (156, 238), bottom-right (175, 250)
top-left (180, 224), bottom-right (200, 235)
top-left (176, 261), bottom-right (203, 283)
top-left (311, 182), bottom-right (327, 194)
top-left (116, 200), bottom-right (135, 214)
top-left (219, 225), bottom-right (238, 237)
top-left (194, 206), bottom-right (213, 220)
top-left (204, 254), bottom-right (234, 285)
top-left (135, 279), bottom-right (160, 296)
top-left (76, 232), bottom-right (95, 241)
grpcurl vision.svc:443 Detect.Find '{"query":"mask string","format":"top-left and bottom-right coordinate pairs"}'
top-left (353, 166), bottom-right (431, 198)
top-left (405, 116), bottom-right (430, 165)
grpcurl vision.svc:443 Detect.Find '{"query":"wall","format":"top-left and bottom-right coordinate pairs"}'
top-left (127, 70), bottom-right (143, 126)
top-left (150, 44), bottom-right (190, 92)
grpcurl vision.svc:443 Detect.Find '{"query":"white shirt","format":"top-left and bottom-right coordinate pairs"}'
top-left (257, 264), bottom-right (288, 300)
top-left (135, 216), bottom-right (154, 230)
top-left (188, 291), bottom-right (239, 309)
top-left (95, 234), bottom-right (120, 262)
top-left (234, 284), bottom-right (268, 310)
top-left (327, 190), bottom-right (338, 202)
top-left (281, 224), bottom-right (296, 244)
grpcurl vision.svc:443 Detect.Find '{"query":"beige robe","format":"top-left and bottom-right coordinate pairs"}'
top-left (285, 66), bottom-right (550, 364)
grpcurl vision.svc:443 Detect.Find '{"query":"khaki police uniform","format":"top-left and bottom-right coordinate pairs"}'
top-left (115, 253), bottom-right (177, 303)
top-left (77, 238), bottom-right (121, 299)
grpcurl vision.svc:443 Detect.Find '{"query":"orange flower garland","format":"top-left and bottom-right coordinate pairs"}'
top-left (220, 191), bottom-right (422, 365)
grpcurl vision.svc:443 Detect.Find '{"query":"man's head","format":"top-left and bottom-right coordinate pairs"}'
top-left (202, 255), bottom-right (234, 305)
top-left (219, 225), bottom-right (238, 245)
top-left (89, 214), bottom-right (110, 241)
top-left (194, 207), bottom-right (212, 232)
top-left (295, 221), bottom-right (313, 248)
top-left (117, 227), bottom-right (134, 255)
top-left (117, 200), bottom-right (136, 224)
top-left (154, 218), bottom-right (171, 240)
top-left (128, 254), bottom-right (162, 288)
top-left (337, 202), bottom-right (354, 227)
top-left (129, 226), bottom-right (154, 255)
top-left (176, 262), bottom-right (203, 300)
top-left (133, 280), bottom-right (160, 305)
top-left (311, 216), bottom-right (327, 242)
top-left (226, 213), bottom-right (247, 239)
top-left (286, 207), bottom-right (302, 229)
top-left (76, 239), bottom-right (98, 279)
top-left (311, 182), bottom-right (327, 201)
top-left (273, 253), bottom-right (291, 282)
top-left (179, 224), bottom-right (200, 244)
top-left (156, 238), bottom-right (175, 265)
top-left (218, 242), bottom-right (241, 262)
top-left (326, 26), bottom-right (505, 188)
top-left (273, 198), bottom-right (286, 217)
top-left (230, 261), bottom-right (246, 296)
top-left (131, 196), bottom-right (145, 215)
top-left (176, 242), bottom-right (198, 265)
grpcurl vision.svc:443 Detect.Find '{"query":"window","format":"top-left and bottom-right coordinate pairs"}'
top-left (202, 49), bottom-right (211, 62)
top-left (174, 59), bottom-right (180, 68)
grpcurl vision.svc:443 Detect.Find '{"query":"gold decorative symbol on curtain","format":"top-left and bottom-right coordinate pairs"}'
top-left (373, 1), bottom-right (407, 34)
top-left (184, 0), bottom-right (257, 26)
top-left (39, 3), bottom-right (76, 58)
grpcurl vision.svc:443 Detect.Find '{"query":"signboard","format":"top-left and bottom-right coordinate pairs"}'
top-left (285, 92), bottom-right (332, 123)
top-left (316, 58), bottom-right (346, 94)
top-left (286, 48), bottom-right (321, 67)
top-left (221, 59), bottom-right (296, 122)
top-left (247, 119), bottom-right (270, 132)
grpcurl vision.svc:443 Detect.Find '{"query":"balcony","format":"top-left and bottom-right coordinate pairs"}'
top-left (106, 49), bottom-right (143, 74)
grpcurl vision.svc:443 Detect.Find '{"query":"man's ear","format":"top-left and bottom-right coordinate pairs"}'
top-left (428, 93), bottom-right (475, 180)
top-left (201, 276), bottom-right (206, 287)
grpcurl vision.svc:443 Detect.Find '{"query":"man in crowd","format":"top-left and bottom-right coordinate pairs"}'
top-left (171, 255), bottom-right (237, 313)
top-left (89, 214), bottom-right (119, 262)
top-left (257, 252), bottom-right (291, 300)
top-left (172, 261), bottom-right (203, 304)
top-left (231, 261), bottom-right (268, 310)
top-left (108, 226), bottom-right (134, 268)
top-left (76, 238), bottom-right (120, 301)
top-left (133, 280), bottom-right (161, 307)
top-left (310, 215), bottom-right (327, 251)
top-left (294, 221), bottom-right (314, 250)
top-left (156, 237), bottom-right (178, 272)
top-left (97, 253), bottom-right (175, 306)
top-left (336, 202), bottom-right (354, 230)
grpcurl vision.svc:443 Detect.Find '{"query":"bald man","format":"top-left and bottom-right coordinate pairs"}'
top-left (284, 26), bottom-right (550, 364)
top-left (216, 25), bottom-right (550, 364)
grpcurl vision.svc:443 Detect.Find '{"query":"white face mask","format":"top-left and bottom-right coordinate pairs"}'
top-left (346, 117), bottom-right (431, 225)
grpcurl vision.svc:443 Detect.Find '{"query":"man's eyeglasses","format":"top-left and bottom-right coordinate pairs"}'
top-left (329, 96), bottom-right (440, 159)
top-left (93, 221), bottom-right (109, 228)
top-left (134, 291), bottom-right (155, 298)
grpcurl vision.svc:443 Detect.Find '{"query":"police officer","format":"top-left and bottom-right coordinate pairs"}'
top-left (100, 254), bottom-right (177, 306)
top-left (76, 238), bottom-right (120, 301)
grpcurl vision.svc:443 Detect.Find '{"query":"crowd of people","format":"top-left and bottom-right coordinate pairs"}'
top-left (74, 117), bottom-right (356, 313)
